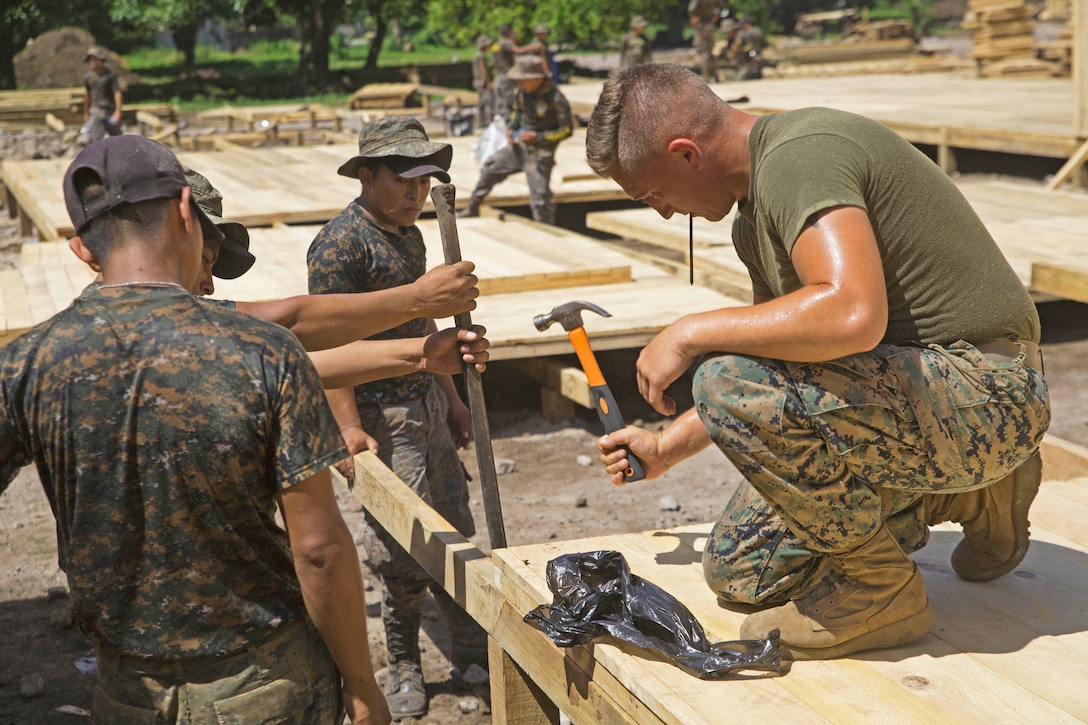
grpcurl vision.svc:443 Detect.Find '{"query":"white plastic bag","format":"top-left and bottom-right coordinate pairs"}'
top-left (470, 115), bottom-right (508, 165)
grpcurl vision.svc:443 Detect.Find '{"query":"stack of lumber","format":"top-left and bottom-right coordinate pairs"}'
top-left (0, 88), bottom-right (83, 128)
top-left (964, 0), bottom-right (1058, 77)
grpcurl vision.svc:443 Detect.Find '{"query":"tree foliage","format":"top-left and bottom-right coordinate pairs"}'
top-left (109, 0), bottom-right (246, 65)
top-left (423, 0), bottom-right (672, 51)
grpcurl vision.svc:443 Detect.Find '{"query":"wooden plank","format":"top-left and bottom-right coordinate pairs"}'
top-left (510, 358), bottom-right (593, 409)
top-left (1031, 262), bottom-right (1088, 303)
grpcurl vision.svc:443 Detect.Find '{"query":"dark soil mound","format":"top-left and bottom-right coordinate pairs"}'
top-left (14, 27), bottom-right (140, 90)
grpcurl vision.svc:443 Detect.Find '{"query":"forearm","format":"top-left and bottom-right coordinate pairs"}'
top-left (310, 339), bottom-right (426, 389)
top-left (300, 525), bottom-right (374, 688)
top-left (657, 408), bottom-right (714, 467)
top-left (237, 291), bottom-right (419, 351)
top-left (326, 386), bottom-right (363, 436)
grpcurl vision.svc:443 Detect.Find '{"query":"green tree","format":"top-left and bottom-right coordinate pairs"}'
top-left (109, 0), bottom-right (245, 66)
top-left (423, 0), bottom-right (670, 52)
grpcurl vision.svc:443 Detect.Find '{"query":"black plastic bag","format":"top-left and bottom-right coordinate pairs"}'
top-left (523, 550), bottom-right (786, 679)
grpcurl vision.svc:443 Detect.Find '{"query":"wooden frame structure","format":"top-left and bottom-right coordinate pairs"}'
top-left (344, 434), bottom-right (1088, 723)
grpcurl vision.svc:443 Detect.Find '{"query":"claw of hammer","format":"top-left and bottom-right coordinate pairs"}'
top-left (533, 300), bottom-right (646, 483)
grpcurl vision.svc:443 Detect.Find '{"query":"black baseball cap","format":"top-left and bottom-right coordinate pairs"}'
top-left (63, 135), bottom-right (224, 244)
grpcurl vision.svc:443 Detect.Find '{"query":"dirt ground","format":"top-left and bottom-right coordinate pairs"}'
top-left (4, 128), bottom-right (1088, 724)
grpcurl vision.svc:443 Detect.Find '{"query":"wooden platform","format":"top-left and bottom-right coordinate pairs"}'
top-left (346, 434), bottom-right (1088, 724)
top-left (0, 128), bottom-right (622, 241)
top-left (585, 174), bottom-right (1088, 304)
top-left (563, 72), bottom-right (1083, 165)
top-left (3, 216), bottom-right (743, 356)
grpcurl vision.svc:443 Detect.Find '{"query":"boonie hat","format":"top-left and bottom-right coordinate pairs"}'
top-left (85, 46), bottom-right (108, 61)
top-left (719, 18), bottom-right (738, 33)
top-left (337, 116), bottom-right (452, 182)
top-left (534, 23), bottom-right (549, 35)
top-left (631, 16), bottom-right (649, 29)
top-left (183, 167), bottom-right (255, 280)
top-left (63, 135), bottom-right (223, 244)
top-left (476, 34), bottom-right (491, 49)
top-left (508, 56), bottom-right (549, 81)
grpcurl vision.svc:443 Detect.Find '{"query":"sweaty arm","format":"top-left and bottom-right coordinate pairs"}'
top-left (278, 469), bottom-right (390, 724)
top-left (235, 261), bottom-right (478, 351)
top-left (308, 325), bottom-right (489, 389)
top-left (636, 205), bottom-right (888, 415)
top-left (598, 407), bottom-right (713, 486)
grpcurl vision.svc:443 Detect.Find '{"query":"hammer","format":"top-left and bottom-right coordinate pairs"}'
top-left (533, 300), bottom-right (646, 483)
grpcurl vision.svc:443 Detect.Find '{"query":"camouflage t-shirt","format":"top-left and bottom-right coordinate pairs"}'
top-left (307, 198), bottom-right (430, 405)
top-left (509, 82), bottom-right (573, 151)
top-left (0, 284), bottom-right (347, 659)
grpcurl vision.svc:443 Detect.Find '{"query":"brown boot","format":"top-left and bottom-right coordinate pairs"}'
top-left (924, 451), bottom-right (1042, 582)
top-left (739, 526), bottom-right (933, 660)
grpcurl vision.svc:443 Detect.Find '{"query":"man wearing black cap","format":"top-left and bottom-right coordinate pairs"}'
top-left (307, 116), bottom-right (488, 721)
top-left (0, 136), bottom-right (390, 723)
top-left (458, 55), bottom-right (572, 225)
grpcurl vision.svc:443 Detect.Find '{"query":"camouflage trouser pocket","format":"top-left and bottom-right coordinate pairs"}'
top-left (211, 672), bottom-right (308, 724)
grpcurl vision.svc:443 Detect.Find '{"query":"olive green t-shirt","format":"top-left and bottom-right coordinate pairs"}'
top-left (733, 107), bottom-right (1038, 345)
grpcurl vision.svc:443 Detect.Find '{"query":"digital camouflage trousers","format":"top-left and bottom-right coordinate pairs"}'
top-left (468, 143), bottom-right (557, 225)
top-left (357, 381), bottom-right (483, 668)
top-left (694, 340), bottom-right (1050, 606)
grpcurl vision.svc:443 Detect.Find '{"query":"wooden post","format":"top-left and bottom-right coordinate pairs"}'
top-left (1075, 0), bottom-right (1088, 137)
top-left (488, 637), bottom-right (560, 725)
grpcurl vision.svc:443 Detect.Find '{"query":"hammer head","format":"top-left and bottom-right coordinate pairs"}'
top-left (533, 300), bottom-right (612, 332)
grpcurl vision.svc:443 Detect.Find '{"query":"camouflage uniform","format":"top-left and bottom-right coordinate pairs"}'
top-left (83, 65), bottom-right (122, 142)
top-left (0, 284), bottom-right (348, 723)
top-left (619, 31), bottom-right (653, 69)
top-left (688, 0), bottom-right (724, 82)
top-left (306, 201), bottom-right (481, 673)
top-left (695, 107), bottom-right (1051, 606)
top-left (463, 75), bottom-right (572, 225)
top-left (492, 37), bottom-right (517, 123)
top-left (472, 40), bottom-right (494, 128)
top-left (730, 22), bottom-right (766, 80)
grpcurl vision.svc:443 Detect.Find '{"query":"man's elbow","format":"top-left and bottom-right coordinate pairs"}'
top-left (840, 304), bottom-right (888, 354)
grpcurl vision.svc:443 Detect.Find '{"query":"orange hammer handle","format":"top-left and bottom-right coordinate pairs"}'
top-left (568, 327), bottom-right (606, 387)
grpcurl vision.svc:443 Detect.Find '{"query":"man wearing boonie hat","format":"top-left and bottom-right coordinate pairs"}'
top-left (459, 55), bottom-right (572, 225)
top-left (620, 16), bottom-right (654, 69)
top-left (81, 46), bottom-right (124, 144)
top-left (307, 115), bottom-right (489, 721)
top-left (0, 134), bottom-right (391, 724)
top-left (181, 166), bottom-right (489, 387)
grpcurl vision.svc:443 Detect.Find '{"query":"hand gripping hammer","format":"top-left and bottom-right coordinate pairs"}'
top-left (533, 300), bottom-right (646, 483)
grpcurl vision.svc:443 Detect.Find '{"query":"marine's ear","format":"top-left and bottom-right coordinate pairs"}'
top-left (69, 236), bottom-right (102, 273)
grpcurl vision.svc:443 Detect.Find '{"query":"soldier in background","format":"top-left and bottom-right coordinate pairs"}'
top-left (727, 17), bottom-right (766, 81)
top-left (458, 56), bottom-right (573, 225)
top-left (472, 35), bottom-right (494, 127)
top-left (687, 0), bottom-right (725, 82)
top-left (619, 16), bottom-right (653, 70)
top-left (531, 23), bottom-right (559, 83)
top-left (492, 23), bottom-right (536, 123)
top-left (81, 47), bottom-right (123, 144)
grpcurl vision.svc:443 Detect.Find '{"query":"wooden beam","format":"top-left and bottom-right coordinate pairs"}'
top-left (338, 453), bottom-right (648, 724)
top-left (510, 357), bottom-right (593, 409)
top-left (1046, 136), bottom-right (1088, 190)
top-left (43, 113), bottom-right (64, 133)
top-left (478, 265), bottom-right (631, 296)
top-left (1075, 0), bottom-right (1088, 137)
top-left (1031, 261), bottom-right (1088, 303)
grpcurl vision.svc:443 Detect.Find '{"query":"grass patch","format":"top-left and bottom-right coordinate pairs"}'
top-left (122, 37), bottom-right (475, 111)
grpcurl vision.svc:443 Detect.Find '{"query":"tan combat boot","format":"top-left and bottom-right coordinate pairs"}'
top-left (924, 451), bottom-right (1042, 582)
top-left (738, 525), bottom-right (933, 660)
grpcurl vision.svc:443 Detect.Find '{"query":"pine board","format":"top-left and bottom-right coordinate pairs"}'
top-left (0, 129), bottom-right (622, 241)
top-left (562, 73), bottom-right (1080, 158)
top-left (4, 217), bottom-right (744, 358)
